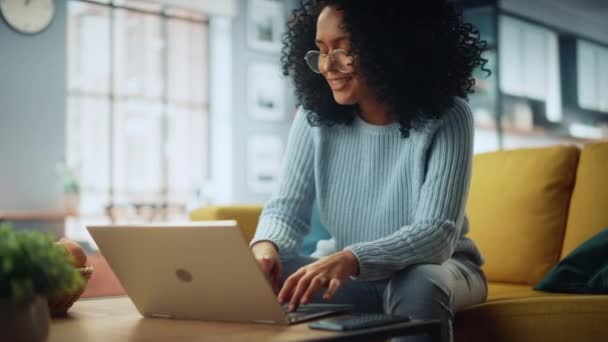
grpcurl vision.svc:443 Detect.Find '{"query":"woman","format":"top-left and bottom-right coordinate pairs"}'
top-left (250, 1), bottom-right (488, 340)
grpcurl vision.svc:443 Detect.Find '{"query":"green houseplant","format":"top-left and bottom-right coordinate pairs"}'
top-left (0, 224), bottom-right (83, 342)
top-left (55, 162), bottom-right (80, 195)
top-left (55, 162), bottom-right (81, 214)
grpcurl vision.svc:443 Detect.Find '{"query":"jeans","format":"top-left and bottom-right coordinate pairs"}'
top-left (280, 254), bottom-right (487, 342)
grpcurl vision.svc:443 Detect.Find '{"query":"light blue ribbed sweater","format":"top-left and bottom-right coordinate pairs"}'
top-left (251, 97), bottom-right (483, 281)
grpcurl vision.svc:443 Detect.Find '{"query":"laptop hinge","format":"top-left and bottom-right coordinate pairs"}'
top-left (150, 313), bottom-right (173, 319)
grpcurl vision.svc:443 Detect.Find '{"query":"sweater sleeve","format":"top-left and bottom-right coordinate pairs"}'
top-left (249, 107), bottom-right (316, 256)
top-left (344, 98), bottom-right (474, 281)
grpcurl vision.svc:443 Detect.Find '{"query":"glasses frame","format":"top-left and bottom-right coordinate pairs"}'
top-left (304, 49), bottom-right (356, 74)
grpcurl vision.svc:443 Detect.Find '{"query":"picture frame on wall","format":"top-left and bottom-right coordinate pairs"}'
top-left (246, 0), bottom-right (285, 52)
top-left (247, 62), bottom-right (285, 122)
top-left (247, 135), bottom-right (283, 194)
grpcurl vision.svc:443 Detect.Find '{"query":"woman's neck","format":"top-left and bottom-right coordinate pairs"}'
top-left (357, 96), bottom-right (395, 125)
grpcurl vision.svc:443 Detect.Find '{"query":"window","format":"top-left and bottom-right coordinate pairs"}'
top-left (577, 40), bottom-right (608, 113)
top-left (67, 0), bottom-right (209, 227)
top-left (498, 16), bottom-right (562, 122)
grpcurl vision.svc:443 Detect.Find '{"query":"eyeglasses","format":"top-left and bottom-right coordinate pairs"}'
top-left (304, 49), bottom-right (355, 74)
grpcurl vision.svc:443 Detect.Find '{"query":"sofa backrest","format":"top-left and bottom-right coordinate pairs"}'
top-left (466, 145), bottom-right (579, 285)
top-left (189, 205), bottom-right (263, 242)
top-left (561, 141), bottom-right (608, 258)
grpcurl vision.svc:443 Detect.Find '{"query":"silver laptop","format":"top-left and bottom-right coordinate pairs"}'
top-left (87, 221), bottom-right (351, 325)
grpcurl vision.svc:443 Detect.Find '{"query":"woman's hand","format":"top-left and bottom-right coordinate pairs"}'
top-left (251, 241), bottom-right (282, 293)
top-left (279, 250), bottom-right (359, 311)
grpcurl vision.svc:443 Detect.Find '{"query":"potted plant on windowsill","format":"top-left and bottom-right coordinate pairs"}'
top-left (55, 162), bottom-right (81, 216)
top-left (0, 224), bottom-right (84, 342)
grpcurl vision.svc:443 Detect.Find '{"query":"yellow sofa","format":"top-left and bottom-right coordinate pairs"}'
top-left (190, 141), bottom-right (608, 342)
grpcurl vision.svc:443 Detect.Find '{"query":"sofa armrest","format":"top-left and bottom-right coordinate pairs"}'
top-left (189, 205), bottom-right (263, 242)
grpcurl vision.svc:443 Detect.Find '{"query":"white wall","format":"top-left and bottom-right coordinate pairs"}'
top-left (207, 16), bottom-right (235, 204)
top-left (206, 0), bottom-right (297, 204)
top-left (0, 0), bottom-right (66, 211)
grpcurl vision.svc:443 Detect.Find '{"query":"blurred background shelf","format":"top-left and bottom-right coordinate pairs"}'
top-left (463, 1), bottom-right (608, 152)
top-left (0, 210), bottom-right (78, 239)
top-left (0, 210), bottom-right (76, 222)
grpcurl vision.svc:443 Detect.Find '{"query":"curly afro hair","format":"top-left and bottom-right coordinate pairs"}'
top-left (281, 0), bottom-right (488, 137)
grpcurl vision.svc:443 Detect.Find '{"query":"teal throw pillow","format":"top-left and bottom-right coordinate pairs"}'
top-left (535, 228), bottom-right (608, 294)
top-left (300, 202), bottom-right (331, 256)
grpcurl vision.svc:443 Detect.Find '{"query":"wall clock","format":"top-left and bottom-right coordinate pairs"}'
top-left (0, 0), bottom-right (55, 34)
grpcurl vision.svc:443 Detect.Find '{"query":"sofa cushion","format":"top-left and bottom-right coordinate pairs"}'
top-left (562, 141), bottom-right (608, 258)
top-left (455, 294), bottom-right (608, 342)
top-left (189, 205), bottom-right (263, 242)
top-left (467, 146), bottom-right (579, 285)
top-left (81, 254), bottom-right (126, 298)
top-left (486, 282), bottom-right (555, 302)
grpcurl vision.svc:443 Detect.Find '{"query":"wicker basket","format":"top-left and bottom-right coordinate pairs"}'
top-left (47, 265), bottom-right (94, 317)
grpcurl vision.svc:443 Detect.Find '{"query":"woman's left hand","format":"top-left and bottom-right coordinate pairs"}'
top-left (278, 250), bottom-right (359, 311)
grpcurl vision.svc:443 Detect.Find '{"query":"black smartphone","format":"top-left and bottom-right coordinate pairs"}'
top-left (308, 314), bottom-right (411, 331)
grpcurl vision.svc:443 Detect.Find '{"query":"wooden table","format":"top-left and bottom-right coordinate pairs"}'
top-left (49, 296), bottom-right (441, 341)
